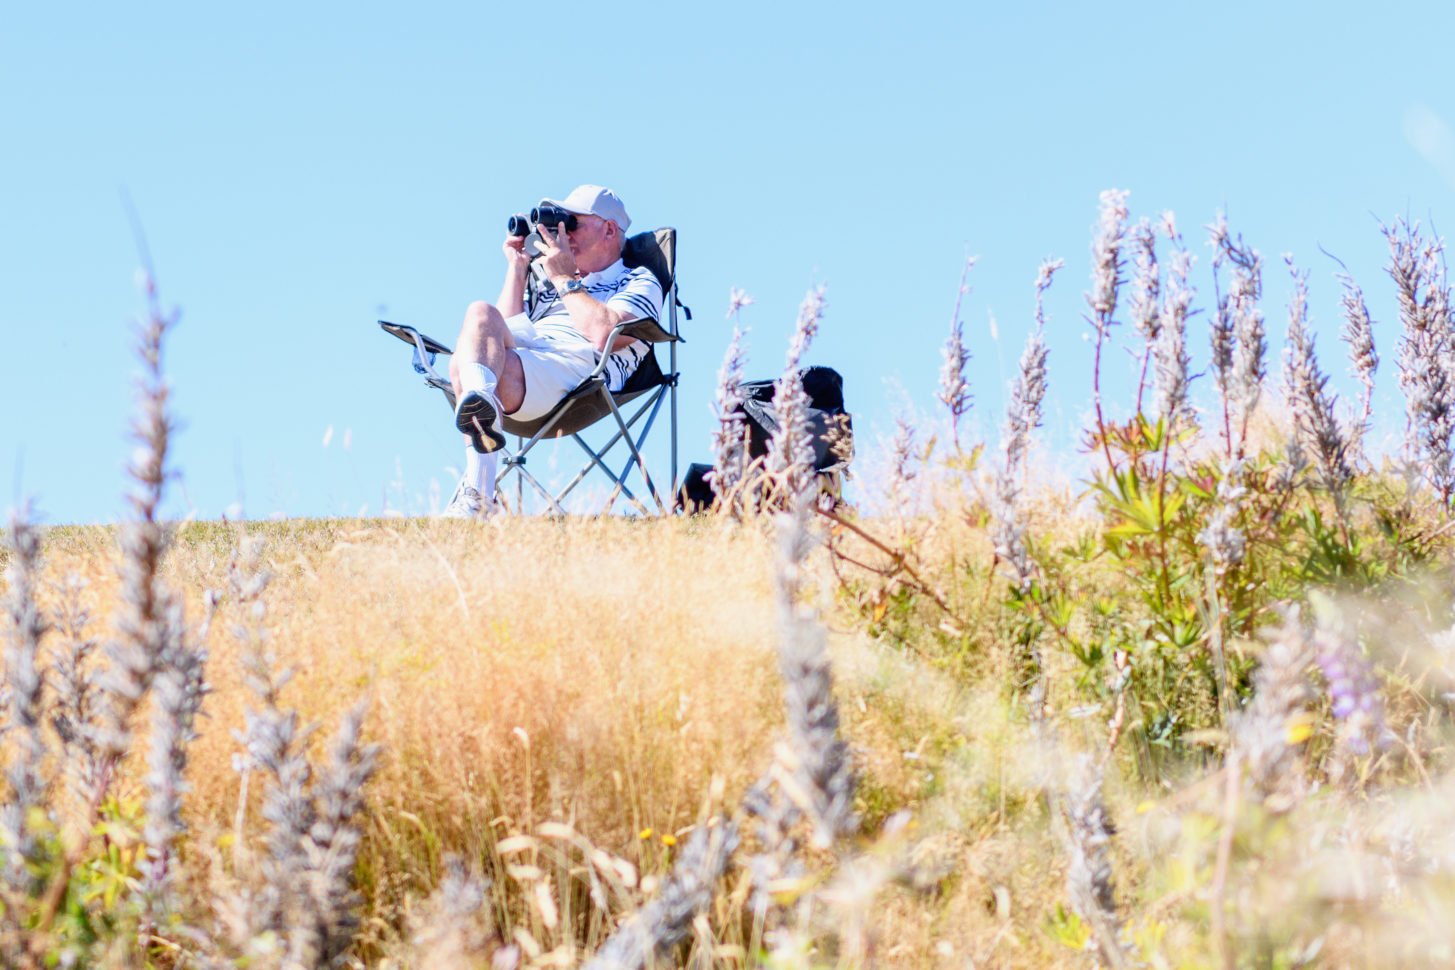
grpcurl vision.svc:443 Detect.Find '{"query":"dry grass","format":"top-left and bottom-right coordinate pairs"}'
top-left (25, 516), bottom-right (985, 964)
top-left (22, 493), bottom-right (1455, 968)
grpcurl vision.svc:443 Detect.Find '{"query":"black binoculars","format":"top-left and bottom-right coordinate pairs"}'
top-left (507, 204), bottom-right (578, 237)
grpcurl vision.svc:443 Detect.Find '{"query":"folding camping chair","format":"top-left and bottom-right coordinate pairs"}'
top-left (379, 227), bottom-right (687, 515)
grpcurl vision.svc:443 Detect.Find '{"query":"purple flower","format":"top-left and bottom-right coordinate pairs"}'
top-left (1313, 608), bottom-right (1388, 756)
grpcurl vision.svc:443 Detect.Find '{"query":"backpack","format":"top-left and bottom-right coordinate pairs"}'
top-left (676, 366), bottom-right (852, 512)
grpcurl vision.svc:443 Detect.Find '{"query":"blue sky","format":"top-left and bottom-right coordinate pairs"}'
top-left (4, 0), bottom-right (1453, 523)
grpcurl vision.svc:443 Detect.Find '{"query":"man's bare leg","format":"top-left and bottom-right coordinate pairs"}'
top-left (443, 301), bottom-right (530, 515)
top-left (449, 300), bottom-right (527, 413)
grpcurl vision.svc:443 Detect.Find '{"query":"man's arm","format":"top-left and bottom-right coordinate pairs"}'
top-left (552, 286), bottom-right (640, 352)
top-left (534, 225), bottom-right (644, 352)
top-left (497, 228), bottom-right (531, 316)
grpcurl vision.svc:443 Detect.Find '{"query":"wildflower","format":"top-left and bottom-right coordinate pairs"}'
top-left (993, 261), bottom-right (1057, 591)
top-left (767, 286), bottom-right (827, 507)
top-left (1197, 461), bottom-right (1247, 575)
top-left (885, 414), bottom-right (920, 511)
top-left (583, 821), bottom-right (738, 970)
top-left (1311, 600), bottom-right (1388, 756)
top-left (141, 613), bottom-right (209, 907)
top-left (1231, 266), bottom-right (1267, 427)
top-left (1282, 256), bottom-right (1353, 504)
top-left (406, 856), bottom-right (499, 968)
top-left (49, 574), bottom-right (102, 802)
top-left (1155, 216), bottom-right (1195, 430)
top-left (1081, 190), bottom-right (1128, 467)
top-left (1128, 218), bottom-right (1161, 345)
top-left (769, 508), bottom-right (857, 848)
top-left (743, 499), bottom-right (856, 930)
top-left (709, 324), bottom-right (749, 506)
top-left (1061, 754), bottom-right (1124, 966)
top-left (1208, 217), bottom-right (1236, 401)
top-left (1086, 189), bottom-right (1129, 336)
top-left (726, 286), bottom-right (755, 319)
top-left (226, 540), bottom-right (379, 965)
top-left (2, 507), bottom-right (48, 896)
top-left (1036, 258), bottom-right (1063, 329)
top-left (1385, 218), bottom-right (1455, 502)
top-left (291, 698), bottom-right (381, 964)
top-left (1232, 607), bottom-right (1315, 807)
top-left (97, 304), bottom-right (179, 763)
top-left (1210, 215), bottom-right (1266, 458)
top-left (1336, 267), bottom-right (1378, 450)
top-left (937, 255), bottom-right (976, 446)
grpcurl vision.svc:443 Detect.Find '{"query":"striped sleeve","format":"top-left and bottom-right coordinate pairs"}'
top-left (605, 266), bottom-right (664, 323)
top-left (604, 340), bottom-right (648, 391)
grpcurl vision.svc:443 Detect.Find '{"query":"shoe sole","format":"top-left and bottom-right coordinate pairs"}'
top-left (456, 393), bottom-right (506, 454)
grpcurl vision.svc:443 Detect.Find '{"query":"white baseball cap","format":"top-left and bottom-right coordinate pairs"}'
top-left (542, 184), bottom-right (632, 232)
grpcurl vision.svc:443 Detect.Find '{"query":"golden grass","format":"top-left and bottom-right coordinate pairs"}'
top-left (41, 520), bottom-right (781, 822)
top-left (30, 516), bottom-right (1002, 964)
top-left (32, 501), bottom-right (1447, 968)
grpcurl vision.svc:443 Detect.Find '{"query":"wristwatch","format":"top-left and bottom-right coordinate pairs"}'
top-left (559, 276), bottom-right (587, 295)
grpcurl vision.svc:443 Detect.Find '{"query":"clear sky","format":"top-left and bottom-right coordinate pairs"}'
top-left (4, 0), bottom-right (1454, 524)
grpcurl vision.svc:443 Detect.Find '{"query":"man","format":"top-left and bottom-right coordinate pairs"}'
top-left (443, 185), bottom-right (664, 518)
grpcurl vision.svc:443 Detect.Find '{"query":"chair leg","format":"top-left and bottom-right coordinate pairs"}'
top-left (550, 388), bottom-right (666, 515)
top-left (601, 388), bottom-right (669, 515)
top-left (511, 459), bottom-right (571, 516)
top-left (487, 384), bottom-right (673, 516)
top-left (562, 437), bottom-right (653, 516)
top-left (495, 408), bottom-right (574, 497)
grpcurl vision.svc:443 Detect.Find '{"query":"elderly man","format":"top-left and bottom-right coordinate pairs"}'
top-left (443, 185), bottom-right (663, 518)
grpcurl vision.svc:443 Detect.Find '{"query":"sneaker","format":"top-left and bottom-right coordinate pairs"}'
top-left (440, 484), bottom-right (492, 519)
top-left (441, 484), bottom-right (499, 519)
top-left (455, 390), bottom-right (506, 454)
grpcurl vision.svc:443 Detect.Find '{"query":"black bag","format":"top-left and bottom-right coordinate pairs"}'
top-left (677, 462), bottom-right (717, 513)
top-left (735, 365), bottom-right (852, 471)
top-left (675, 366), bottom-right (852, 512)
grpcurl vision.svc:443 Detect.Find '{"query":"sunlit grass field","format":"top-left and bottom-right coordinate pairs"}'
top-left (21, 484), bottom-right (1455, 969)
top-left (24, 516), bottom-right (1029, 965)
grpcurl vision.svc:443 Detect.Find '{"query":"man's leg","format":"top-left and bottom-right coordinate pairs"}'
top-left (446, 302), bottom-right (529, 512)
top-left (449, 301), bottom-right (528, 413)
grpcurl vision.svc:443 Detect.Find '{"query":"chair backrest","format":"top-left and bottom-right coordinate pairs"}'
top-left (620, 227), bottom-right (679, 345)
top-left (622, 227), bottom-right (676, 293)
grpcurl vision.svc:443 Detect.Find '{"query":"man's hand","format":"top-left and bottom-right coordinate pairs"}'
top-left (535, 222), bottom-right (580, 284)
top-left (502, 220), bottom-right (531, 276)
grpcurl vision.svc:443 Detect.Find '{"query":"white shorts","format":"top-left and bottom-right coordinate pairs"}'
top-left (505, 314), bottom-right (600, 422)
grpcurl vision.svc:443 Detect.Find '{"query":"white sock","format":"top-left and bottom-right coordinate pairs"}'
top-left (481, 452), bottom-right (498, 500)
top-left (463, 449), bottom-right (498, 501)
top-left (459, 362), bottom-right (497, 397)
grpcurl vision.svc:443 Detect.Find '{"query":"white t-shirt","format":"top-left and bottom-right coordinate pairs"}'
top-left (528, 259), bottom-right (664, 391)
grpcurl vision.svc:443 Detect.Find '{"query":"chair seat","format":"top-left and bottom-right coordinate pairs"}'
top-left (502, 350), bottom-right (670, 439)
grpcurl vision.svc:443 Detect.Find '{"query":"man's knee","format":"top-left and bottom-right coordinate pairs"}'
top-left (461, 300), bottom-right (504, 337)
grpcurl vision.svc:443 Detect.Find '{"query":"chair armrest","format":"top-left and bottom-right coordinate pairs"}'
top-left (379, 320), bottom-right (453, 355)
top-left (616, 317), bottom-right (679, 344)
top-left (379, 319), bottom-right (453, 388)
top-left (583, 316), bottom-right (663, 381)
top-left (584, 320), bottom-right (632, 381)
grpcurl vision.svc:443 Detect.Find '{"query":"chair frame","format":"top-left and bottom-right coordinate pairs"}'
top-left (379, 227), bottom-right (683, 516)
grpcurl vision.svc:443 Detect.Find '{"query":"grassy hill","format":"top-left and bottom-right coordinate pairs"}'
top-left (7, 197), bottom-right (1455, 968)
